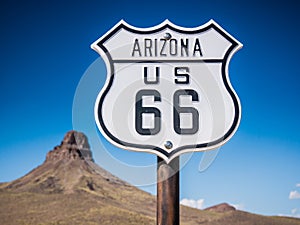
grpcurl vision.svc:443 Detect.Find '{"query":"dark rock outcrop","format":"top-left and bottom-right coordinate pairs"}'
top-left (46, 130), bottom-right (93, 162)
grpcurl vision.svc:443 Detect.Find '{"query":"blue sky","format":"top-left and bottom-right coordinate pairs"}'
top-left (1, 0), bottom-right (300, 218)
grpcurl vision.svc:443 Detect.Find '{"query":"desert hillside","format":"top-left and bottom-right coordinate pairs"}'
top-left (0, 131), bottom-right (299, 225)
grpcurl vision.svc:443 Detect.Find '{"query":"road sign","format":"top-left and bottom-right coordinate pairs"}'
top-left (92, 20), bottom-right (242, 162)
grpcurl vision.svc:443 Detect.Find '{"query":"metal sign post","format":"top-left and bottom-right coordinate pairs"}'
top-left (157, 157), bottom-right (179, 225)
top-left (92, 20), bottom-right (242, 225)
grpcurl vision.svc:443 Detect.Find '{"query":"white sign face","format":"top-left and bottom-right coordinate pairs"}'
top-left (92, 20), bottom-right (242, 162)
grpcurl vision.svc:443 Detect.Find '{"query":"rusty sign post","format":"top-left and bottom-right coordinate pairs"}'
top-left (157, 157), bottom-right (179, 225)
top-left (92, 20), bottom-right (242, 225)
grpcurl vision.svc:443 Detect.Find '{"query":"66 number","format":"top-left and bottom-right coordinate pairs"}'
top-left (135, 89), bottom-right (199, 135)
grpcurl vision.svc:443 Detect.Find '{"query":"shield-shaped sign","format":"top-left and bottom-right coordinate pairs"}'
top-left (92, 20), bottom-right (242, 162)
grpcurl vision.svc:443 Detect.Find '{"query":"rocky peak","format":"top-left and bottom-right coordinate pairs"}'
top-left (2, 130), bottom-right (126, 194)
top-left (204, 203), bottom-right (236, 213)
top-left (46, 130), bottom-right (93, 162)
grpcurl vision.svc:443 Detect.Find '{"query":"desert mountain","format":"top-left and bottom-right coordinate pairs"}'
top-left (204, 203), bottom-right (236, 213)
top-left (1, 131), bottom-right (128, 194)
top-left (0, 131), bottom-right (300, 225)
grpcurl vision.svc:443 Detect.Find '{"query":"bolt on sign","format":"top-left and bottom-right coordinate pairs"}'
top-left (92, 20), bottom-right (242, 162)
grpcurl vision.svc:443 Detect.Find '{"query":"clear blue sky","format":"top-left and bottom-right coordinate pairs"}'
top-left (1, 0), bottom-right (300, 218)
